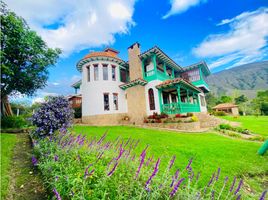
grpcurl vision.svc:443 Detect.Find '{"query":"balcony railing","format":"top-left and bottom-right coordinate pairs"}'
top-left (162, 102), bottom-right (200, 114)
top-left (144, 69), bottom-right (172, 81)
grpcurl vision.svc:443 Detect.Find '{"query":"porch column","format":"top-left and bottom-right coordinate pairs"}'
top-left (158, 89), bottom-right (163, 112)
top-left (151, 53), bottom-right (157, 76)
top-left (163, 62), bottom-right (167, 75)
top-left (177, 86), bottom-right (181, 103)
top-left (141, 59), bottom-right (145, 79)
top-left (186, 89), bottom-right (190, 103)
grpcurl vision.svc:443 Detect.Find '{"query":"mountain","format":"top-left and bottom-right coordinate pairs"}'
top-left (206, 61), bottom-right (268, 98)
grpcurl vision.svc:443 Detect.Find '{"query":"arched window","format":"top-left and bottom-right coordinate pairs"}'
top-left (148, 88), bottom-right (155, 110)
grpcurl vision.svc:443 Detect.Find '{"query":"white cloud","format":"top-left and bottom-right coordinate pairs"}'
top-left (163, 0), bottom-right (205, 19)
top-left (5, 0), bottom-right (136, 56)
top-left (193, 7), bottom-right (268, 70)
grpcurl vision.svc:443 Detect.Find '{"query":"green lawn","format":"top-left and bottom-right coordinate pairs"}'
top-left (73, 126), bottom-right (268, 195)
top-left (0, 133), bottom-right (17, 199)
top-left (219, 116), bottom-right (268, 136)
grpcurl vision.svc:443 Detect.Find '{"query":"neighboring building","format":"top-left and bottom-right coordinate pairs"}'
top-left (73, 43), bottom-right (211, 125)
top-left (213, 103), bottom-right (239, 116)
top-left (67, 94), bottom-right (82, 109)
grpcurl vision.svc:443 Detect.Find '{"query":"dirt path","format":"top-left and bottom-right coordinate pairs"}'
top-left (6, 133), bottom-right (47, 200)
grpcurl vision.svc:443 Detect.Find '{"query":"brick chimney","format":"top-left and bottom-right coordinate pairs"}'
top-left (128, 42), bottom-right (142, 81)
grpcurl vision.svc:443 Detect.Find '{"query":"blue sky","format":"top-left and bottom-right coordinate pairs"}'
top-left (5, 0), bottom-right (268, 103)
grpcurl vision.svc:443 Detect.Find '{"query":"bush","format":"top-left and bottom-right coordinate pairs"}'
top-left (31, 96), bottom-right (73, 137)
top-left (73, 107), bottom-right (82, 118)
top-left (187, 113), bottom-right (194, 117)
top-left (175, 114), bottom-right (182, 118)
top-left (213, 111), bottom-right (226, 116)
top-left (31, 131), bottom-right (252, 200)
top-left (1, 115), bottom-right (29, 129)
top-left (219, 124), bottom-right (232, 130)
top-left (191, 115), bottom-right (198, 122)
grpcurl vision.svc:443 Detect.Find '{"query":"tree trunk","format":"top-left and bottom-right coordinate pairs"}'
top-left (0, 96), bottom-right (13, 117)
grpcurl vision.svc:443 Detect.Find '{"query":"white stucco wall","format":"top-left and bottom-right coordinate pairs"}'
top-left (80, 61), bottom-right (127, 116)
top-left (144, 80), bottom-right (162, 115)
top-left (198, 93), bottom-right (207, 113)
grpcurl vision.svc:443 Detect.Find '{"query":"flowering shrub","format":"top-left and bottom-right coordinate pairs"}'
top-left (31, 96), bottom-right (73, 137)
top-left (30, 129), bottom-right (266, 200)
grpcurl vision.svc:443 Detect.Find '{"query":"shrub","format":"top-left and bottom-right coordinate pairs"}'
top-left (31, 96), bottom-right (73, 137)
top-left (160, 112), bottom-right (168, 118)
top-left (1, 115), bottom-right (29, 129)
top-left (219, 124), bottom-right (232, 130)
top-left (31, 130), bottom-right (256, 200)
top-left (73, 107), bottom-right (82, 118)
top-left (191, 115), bottom-right (198, 122)
top-left (143, 119), bottom-right (148, 123)
top-left (213, 111), bottom-right (226, 116)
top-left (187, 113), bottom-right (194, 117)
top-left (175, 114), bottom-right (182, 118)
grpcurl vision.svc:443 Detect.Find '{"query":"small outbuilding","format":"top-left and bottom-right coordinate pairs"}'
top-left (213, 103), bottom-right (239, 116)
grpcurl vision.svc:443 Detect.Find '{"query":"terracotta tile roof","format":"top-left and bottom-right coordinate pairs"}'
top-left (213, 103), bottom-right (238, 109)
top-left (156, 78), bottom-right (202, 92)
top-left (83, 51), bottom-right (119, 59)
top-left (119, 78), bottom-right (147, 90)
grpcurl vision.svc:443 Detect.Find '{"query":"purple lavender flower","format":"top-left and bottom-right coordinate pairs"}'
top-left (216, 168), bottom-right (221, 181)
top-left (211, 190), bottom-right (215, 200)
top-left (259, 190), bottom-right (267, 200)
top-left (230, 176), bottom-right (237, 192)
top-left (135, 146), bottom-right (147, 179)
top-left (169, 155), bottom-right (176, 170)
top-left (32, 156), bottom-right (38, 166)
top-left (97, 132), bottom-right (107, 145)
top-left (236, 194), bottom-right (241, 200)
top-left (131, 154), bottom-right (136, 161)
top-left (54, 155), bottom-right (59, 161)
top-left (189, 171), bottom-right (194, 182)
top-left (145, 158), bottom-right (160, 189)
top-left (107, 162), bottom-right (119, 176)
top-left (175, 169), bottom-right (180, 179)
top-left (53, 188), bottom-right (61, 200)
top-left (169, 178), bottom-right (185, 197)
top-left (234, 179), bottom-right (243, 195)
top-left (55, 176), bottom-right (59, 182)
top-left (115, 147), bottom-right (125, 161)
top-left (84, 164), bottom-right (93, 178)
top-left (186, 158), bottom-right (193, 171)
top-left (207, 172), bottom-right (215, 187)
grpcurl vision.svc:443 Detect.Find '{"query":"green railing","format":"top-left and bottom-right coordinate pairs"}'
top-left (144, 69), bottom-right (172, 82)
top-left (162, 102), bottom-right (200, 114)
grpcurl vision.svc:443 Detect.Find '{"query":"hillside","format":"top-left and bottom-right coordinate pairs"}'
top-left (206, 61), bottom-right (268, 98)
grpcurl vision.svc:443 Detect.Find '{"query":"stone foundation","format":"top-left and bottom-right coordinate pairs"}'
top-left (82, 113), bottom-right (129, 125)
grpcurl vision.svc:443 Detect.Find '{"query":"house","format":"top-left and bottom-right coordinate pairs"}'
top-left (213, 103), bottom-right (239, 116)
top-left (67, 94), bottom-right (82, 109)
top-left (73, 43), bottom-right (211, 125)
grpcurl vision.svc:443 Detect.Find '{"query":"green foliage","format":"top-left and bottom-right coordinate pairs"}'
top-left (235, 95), bottom-right (248, 105)
top-left (0, 134), bottom-right (17, 199)
top-left (213, 111), bottom-right (226, 116)
top-left (73, 107), bottom-right (82, 118)
top-left (205, 93), bottom-right (218, 111)
top-left (218, 96), bottom-right (232, 104)
top-left (1, 115), bottom-right (29, 129)
top-left (251, 90), bottom-right (268, 115)
top-left (32, 130), bottom-right (261, 200)
top-left (0, 3), bottom-right (61, 98)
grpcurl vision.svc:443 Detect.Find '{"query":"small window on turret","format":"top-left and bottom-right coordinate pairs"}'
top-left (94, 64), bottom-right (99, 81)
top-left (112, 65), bottom-right (116, 81)
top-left (103, 64), bottom-right (108, 80)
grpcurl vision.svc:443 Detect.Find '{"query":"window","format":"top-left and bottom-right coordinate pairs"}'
top-left (87, 66), bottom-right (90, 82)
top-left (102, 64), bottom-right (108, 80)
top-left (113, 93), bottom-right (118, 110)
top-left (120, 68), bottom-right (127, 83)
top-left (103, 93), bottom-right (109, 111)
top-left (112, 65), bottom-right (116, 81)
top-left (148, 88), bottom-right (155, 110)
top-left (94, 64), bottom-right (99, 81)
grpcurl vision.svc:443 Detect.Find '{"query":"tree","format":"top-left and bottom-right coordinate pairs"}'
top-left (252, 90), bottom-right (268, 115)
top-left (218, 95), bottom-right (232, 104)
top-left (235, 95), bottom-right (248, 105)
top-left (205, 93), bottom-right (218, 111)
top-left (0, 3), bottom-right (61, 115)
